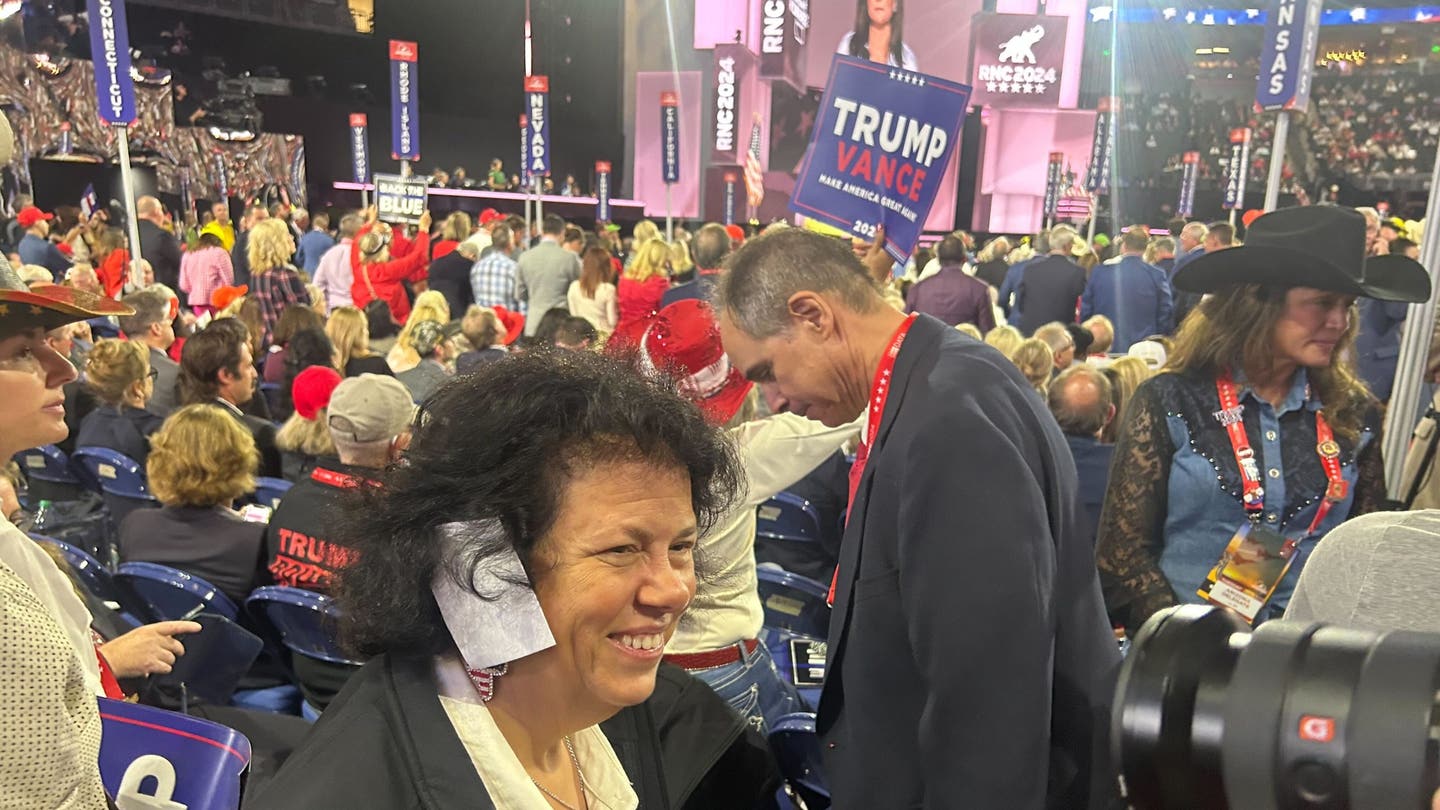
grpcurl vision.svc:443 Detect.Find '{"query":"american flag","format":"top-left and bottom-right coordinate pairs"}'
top-left (744, 116), bottom-right (765, 209)
top-left (79, 184), bottom-right (97, 219)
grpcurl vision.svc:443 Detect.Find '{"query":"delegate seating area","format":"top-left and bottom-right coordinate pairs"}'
top-left (13, 441), bottom-right (839, 805)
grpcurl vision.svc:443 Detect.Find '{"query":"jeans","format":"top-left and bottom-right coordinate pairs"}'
top-left (689, 642), bottom-right (803, 735)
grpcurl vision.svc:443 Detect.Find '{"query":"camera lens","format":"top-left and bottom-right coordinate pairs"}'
top-left (1114, 605), bottom-right (1440, 809)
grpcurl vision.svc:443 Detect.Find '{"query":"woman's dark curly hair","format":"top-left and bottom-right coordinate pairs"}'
top-left (335, 349), bottom-right (743, 659)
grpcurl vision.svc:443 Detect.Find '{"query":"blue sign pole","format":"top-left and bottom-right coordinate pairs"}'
top-left (349, 113), bottom-right (370, 208)
top-left (389, 40), bottom-right (420, 168)
top-left (1256, 0), bottom-right (1320, 212)
top-left (520, 114), bottom-right (531, 239)
top-left (661, 91), bottom-right (681, 241)
top-left (526, 76), bottom-right (550, 233)
top-left (723, 171), bottom-right (737, 226)
top-left (88, 0), bottom-right (143, 286)
top-left (1043, 152), bottom-right (1063, 227)
top-left (595, 160), bottom-right (612, 224)
top-left (1178, 151), bottom-right (1199, 218)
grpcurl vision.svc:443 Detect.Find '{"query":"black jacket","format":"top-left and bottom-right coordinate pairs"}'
top-left (247, 655), bottom-right (773, 809)
top-left (139, 220), bottom-right (183, 291)
top-left (817, 315), bottom-right (1121, 809)
top-left (1016, 254), bottom-right (1087, 335)
top-left (75, 404), bottom-right (164, 466)
top-left (426, 251), bottom-right (475, 321)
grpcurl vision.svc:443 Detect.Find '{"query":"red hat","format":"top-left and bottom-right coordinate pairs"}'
top-left (479, 208), bottom-right (504, 226)
top-left (491, 305), bottom-right (525, 345)
top-left (210, 284), bottom-right (248, 311)
top-left (641, 300), bottom-right (753, 425)
top-left (17, 206), bottom-right (53, 229)
top-left (724, 223), bottom-right (745, 244)
top-left (55, 242), bottom-right (73, 257)
top-left (291, 365), bottom-right (343, 421)
top-left (603, 313), bottom-right (656, 361)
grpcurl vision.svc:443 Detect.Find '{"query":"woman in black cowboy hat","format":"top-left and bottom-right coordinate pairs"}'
top-left (1096, 206), bottom-right (1431, 636)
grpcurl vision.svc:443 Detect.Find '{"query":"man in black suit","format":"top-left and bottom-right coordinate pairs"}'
top-left (716, 229), bottom-right (1119, 809)
top-left (1015, 224), bottom-right (1088, 335)
top-left (136, 196), bottom-right (182, 291)
top-left (177, 323), bottom-right (283, 478)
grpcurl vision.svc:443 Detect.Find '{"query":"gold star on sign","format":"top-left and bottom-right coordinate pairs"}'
top-left (29, 305), bottom-right (41, 315)
top-left (0, 304), bottom-right (8, 315)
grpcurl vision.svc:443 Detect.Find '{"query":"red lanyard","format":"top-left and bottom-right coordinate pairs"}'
top-left (311, 467), bottom-right (381, 489)
top-left (830, 313), bottom-right (919, 606)
top-left (1215, 374), bottom-right (1348, 537)
top-left (862, 313), bottom-right (918, 452)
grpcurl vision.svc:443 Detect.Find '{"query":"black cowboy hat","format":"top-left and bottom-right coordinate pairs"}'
top-left (1172, 206), bottom-right (1431, 303)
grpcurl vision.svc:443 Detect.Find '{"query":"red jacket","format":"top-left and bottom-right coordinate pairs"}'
top-left (97, 249), bottom-right (130, 299)
top-left (350, 224), bottom-right (430, 324)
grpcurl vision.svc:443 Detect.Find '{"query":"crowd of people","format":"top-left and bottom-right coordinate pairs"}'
top-left (6, 83), bottom-right (1440, 805)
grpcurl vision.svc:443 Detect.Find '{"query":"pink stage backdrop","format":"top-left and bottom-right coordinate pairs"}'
top-left (693, 1), bottom-right (756, 50)
top-left (975, 107), bottom-right (1096, 234)
top-left (632, 71), bottom-right (704, 219)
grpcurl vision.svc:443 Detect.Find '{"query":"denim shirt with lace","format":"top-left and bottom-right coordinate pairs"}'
top-left (1095, 368), bottom-right (1385, 634)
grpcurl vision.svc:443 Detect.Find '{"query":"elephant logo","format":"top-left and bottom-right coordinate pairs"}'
top-left (997, 25), bottom-right (1046, 64)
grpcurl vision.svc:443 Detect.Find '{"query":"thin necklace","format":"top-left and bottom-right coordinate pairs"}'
top-left (531, 735), bottom-right (588, 810)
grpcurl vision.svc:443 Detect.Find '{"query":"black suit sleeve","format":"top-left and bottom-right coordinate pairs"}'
top-left (894, 391), bottom-right (1058, 808)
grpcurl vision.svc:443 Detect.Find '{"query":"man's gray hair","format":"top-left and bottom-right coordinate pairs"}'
top-left (1181, 221), bottom-right (1209, 243)
top-left (118, 290), bottom-right (168, 336)
top-left (693, 223), bottom-right (730, 270)
top-left (715, 229), bottom-right (882, 339)
top-left (1047, 364), bottom-right (1113, 437)
top-left (337, 213), bottom-right (363, 240)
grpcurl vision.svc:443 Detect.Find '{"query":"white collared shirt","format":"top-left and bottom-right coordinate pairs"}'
top-left (433, 654), bottom-right (638, 810)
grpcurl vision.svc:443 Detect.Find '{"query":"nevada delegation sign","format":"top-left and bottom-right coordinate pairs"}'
top-left (790, 55), bottom-right (971, 262)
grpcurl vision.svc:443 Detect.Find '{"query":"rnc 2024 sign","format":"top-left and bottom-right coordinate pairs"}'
top-left (969, 14), bottom-right (1068, 109)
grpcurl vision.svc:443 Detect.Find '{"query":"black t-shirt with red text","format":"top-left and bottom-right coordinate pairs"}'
top-left (264, 458), bottom-right (376, 591)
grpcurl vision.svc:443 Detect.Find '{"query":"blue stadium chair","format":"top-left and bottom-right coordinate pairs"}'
top-left (13, 444), bottom-right (88, 503)
top-left (97, 697), bottom-right (251, 810)
top-left (70, 447), bottom-right (159, 536)
top-left (756, 492), bottom-right (824, 543)
top-left (253, 477), bottom-right (293, 509)
top-left (32, 533), bottom-right (126, 608)
top-left (247, 586), bottom-right (362, 667)
top-left (756, 566), bottom-right (831, 640)
top-left (114, 562), bottom-right (240, 623)
top-left (769, 712), bottom-right (830, 809)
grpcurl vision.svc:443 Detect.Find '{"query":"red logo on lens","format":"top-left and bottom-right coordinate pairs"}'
top-left (1299, 716), bottom-right (1335, 743)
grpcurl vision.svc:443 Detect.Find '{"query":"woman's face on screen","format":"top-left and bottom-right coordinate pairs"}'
top-left (868, 0), bottom-right (896, 26)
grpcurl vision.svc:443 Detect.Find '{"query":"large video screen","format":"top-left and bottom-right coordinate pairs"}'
top-left (771, 0), bottom-right (980, 231)
top-left (132, 0), bottom-right (373, 36)
top-left (804, 0), bottom-right (975, 87)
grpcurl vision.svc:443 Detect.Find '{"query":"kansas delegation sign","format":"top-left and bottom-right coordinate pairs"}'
top-left (791, 55), bottom-right (971, 263)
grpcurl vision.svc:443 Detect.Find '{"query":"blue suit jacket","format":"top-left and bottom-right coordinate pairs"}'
top-left (1355, 297), bottom-right (1409, 401)
top-left (1080, 255), bottom-right (1173, 352)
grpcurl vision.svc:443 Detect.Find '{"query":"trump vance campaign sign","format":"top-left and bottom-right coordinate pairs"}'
top-left (790, 55), bottom-right (971, 263)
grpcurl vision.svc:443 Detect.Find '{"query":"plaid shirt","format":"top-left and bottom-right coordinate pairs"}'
top-left (252, 266), bottom-right (310, 349)
top-left (470, 251), bottom-right (523, 314)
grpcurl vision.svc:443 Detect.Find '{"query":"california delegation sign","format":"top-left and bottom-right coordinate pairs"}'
top-left (969, 14), bottom-right (1067, 109)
